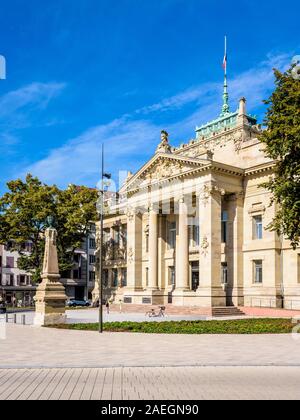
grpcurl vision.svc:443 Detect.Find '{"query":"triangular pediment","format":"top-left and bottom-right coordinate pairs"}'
top-left (120, 153), bottom-right (210, 193)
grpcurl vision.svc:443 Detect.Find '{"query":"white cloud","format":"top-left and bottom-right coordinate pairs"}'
top-left (22, 52), bottom-right (291, 188)
top-left (0, 82), bottom-right (66, 119)
top-left (25, 118), bottom-right (159, 187)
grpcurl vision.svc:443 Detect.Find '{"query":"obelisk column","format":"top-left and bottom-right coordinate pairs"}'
top-left (175, 198), bottom-right (190, 291)
top-left (148, 206), bottom-right (158, 290)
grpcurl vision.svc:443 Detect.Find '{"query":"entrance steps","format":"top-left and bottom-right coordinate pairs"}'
top-left (211, 307), bottom-right (246, 317)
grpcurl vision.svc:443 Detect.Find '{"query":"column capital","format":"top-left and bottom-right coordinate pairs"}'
top-left (198, 182), bottom-right (226, 206)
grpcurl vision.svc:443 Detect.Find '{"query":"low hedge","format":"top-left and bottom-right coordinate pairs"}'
top-left (49, 318), bottom-right (299, 334)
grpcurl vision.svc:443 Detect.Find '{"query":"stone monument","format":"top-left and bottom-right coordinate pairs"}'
top-left (34, 219), bottom-right (67, 326)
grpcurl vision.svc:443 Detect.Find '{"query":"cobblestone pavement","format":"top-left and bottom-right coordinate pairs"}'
top-left (0, 366), bottom-right (299, 400)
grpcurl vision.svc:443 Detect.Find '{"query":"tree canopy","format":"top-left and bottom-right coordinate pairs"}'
top-left (260, 66), bottom-right (300, 248)
top-left (0, 174), bottom-right (98, 282)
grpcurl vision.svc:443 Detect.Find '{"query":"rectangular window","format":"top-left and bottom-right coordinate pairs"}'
top-left (146, 268), bottom-right (149, 287)
top-left (167, 222), bottom-right (176, 249)
top-left (191, 261), bottom-right (199, 291)
top-left (112, 269), bottom-right (118, 288)
top-left (103, 229), bottom-right (110, 244)
top-left (121, 226), bottom-right (127, 247)
top-left (103, 270), bottom-right (109, 287)
top-left (6, 257), bottom-right (14, 269)
top-left (221, 263), bottom-right (228, 285)
top-left (189, 221), bottom-right (200, 248)
top-left (19, 275), bottom-right (26, 285)
top-left (193, 224), bottom-right (200, 247)
top-left (89, 271), bottom-right (95, 282)
top-left (121, 269), bottom-right (127, 287)
top-left (168, 266), bottom-right (176, 286)
top-left (74, 254), bottom-right (80, 264)
top-left (253, 216), bottom-right (263, 240)
top-left (221, 211), bottom-right (228, 243)
top-left (89, 238), bottom-right (96, 249)
top-left (145, 233), bottom-right (149, 253)
top-left (6, 274), bottom-right (14, 286)
top-left (73, 269), bottom-right (79, 280)
top-left (89, 255), bottom-right (96, 264)
top-left (113, 227), bottom-right (120, 245)
top-left (254, 260), bottom-right (263, 284)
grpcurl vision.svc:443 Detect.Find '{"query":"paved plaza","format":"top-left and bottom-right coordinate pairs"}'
top-left (1, 322), bottom-right (300, 400)
top-left (1, 366), bottom-right (300, 400)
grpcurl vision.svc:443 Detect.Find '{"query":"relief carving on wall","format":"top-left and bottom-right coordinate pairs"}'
top-left (200, 236), bottom-right (210, 256)
top-left (126, 208), bottom-right (135, 222)
top-left (127, 247), bottom-right (134, 264)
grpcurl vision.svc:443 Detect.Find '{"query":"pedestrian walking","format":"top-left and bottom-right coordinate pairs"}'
top-left (105, 300), bottom-right (110, 314)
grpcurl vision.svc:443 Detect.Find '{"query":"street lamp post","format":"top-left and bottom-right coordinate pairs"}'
top-left (97, 144), bottom-right (111, 334)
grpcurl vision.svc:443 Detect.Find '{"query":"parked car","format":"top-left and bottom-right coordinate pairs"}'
top-left (66, 299), bottom-right (91, 308)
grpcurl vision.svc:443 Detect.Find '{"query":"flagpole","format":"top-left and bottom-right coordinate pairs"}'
top-left (221, 35), bottom-right (229, 115)
top-left (224, 36), bottom-right (227, 77)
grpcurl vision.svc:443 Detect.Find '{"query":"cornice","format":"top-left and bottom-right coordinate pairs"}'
top-left (244, 161), bottom-right (276, 176)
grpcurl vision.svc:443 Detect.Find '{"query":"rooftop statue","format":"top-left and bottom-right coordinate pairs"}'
top-left (156, 130), bottom-right (172, 154)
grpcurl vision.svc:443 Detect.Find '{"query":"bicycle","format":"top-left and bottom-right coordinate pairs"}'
top-left (145, 306), bottom-right (166, 318)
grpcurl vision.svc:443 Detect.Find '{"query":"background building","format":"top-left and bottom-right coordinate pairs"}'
top-left (0, 224), bottom-right (97, 305)
top-left (0, 243), bottom-right (35, 306)
top-left (61, 224), bottom-right (97, 301)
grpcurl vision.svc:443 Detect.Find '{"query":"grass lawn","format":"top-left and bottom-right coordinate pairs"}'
top-left (48, 318), bottom-right (300, 334)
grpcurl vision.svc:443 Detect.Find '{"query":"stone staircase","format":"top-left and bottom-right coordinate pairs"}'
top-left (211, 307), bottom-right (246, 317)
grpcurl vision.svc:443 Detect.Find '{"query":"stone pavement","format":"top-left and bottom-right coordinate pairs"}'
top-left (7, 309), bottom-right (209, 326)
top-left (0, 366), bottom-right (300, 400)
top-left (2, 324), bottom-right (300, 369)
top-left (1, 324), bottom-right (300, 400)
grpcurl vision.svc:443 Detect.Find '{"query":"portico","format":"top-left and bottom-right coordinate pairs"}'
top-left (113, 147), bottom-right (245, 307)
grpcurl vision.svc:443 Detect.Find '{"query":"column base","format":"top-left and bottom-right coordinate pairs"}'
top-left (119, 288), bottom-right (166, 305)
top-left (171, 287), bottom-right (226, 307)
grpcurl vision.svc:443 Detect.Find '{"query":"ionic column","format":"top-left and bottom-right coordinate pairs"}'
top-left (148, 207), bottom-right (158, 290)
top-left (175, 198), bottom-right (190, 290)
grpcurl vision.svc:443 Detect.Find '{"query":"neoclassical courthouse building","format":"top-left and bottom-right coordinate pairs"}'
top-left (93, 90), bottom-right (300, 310)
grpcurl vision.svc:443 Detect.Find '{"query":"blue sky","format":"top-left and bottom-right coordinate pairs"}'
top-left (0, 0), bottom-right (299, 192)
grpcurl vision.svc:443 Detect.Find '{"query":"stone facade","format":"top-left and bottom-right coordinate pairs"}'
top-left (93, 98), bottom-right (300, 309)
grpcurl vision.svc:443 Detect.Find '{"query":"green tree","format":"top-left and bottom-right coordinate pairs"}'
top-left (260, 66), bottom-right (300, 249)
top-left (0, 174), bottom-right (98, 282)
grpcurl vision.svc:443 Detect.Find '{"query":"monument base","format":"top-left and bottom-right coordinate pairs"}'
top-left (34, 277), bottom-right (67, 327)
top-left (34, 312), bottom-right (67, 327)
